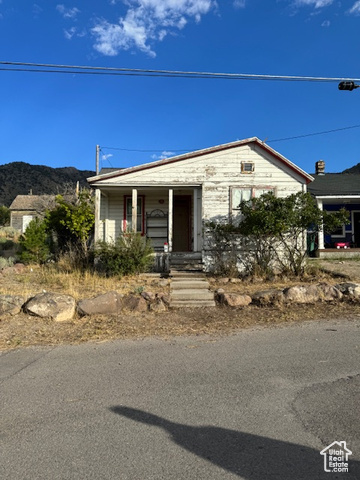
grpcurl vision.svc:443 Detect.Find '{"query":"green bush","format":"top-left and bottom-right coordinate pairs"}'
top-left (19, 217), bottom-right (51, 264)
top-left (95, 233), bottom-right (154, 277)
top-left (0, 256), bottom-right (15, 269)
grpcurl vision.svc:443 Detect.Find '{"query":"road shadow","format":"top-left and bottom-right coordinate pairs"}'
top-left (110, 406), bottom-right (359, 479)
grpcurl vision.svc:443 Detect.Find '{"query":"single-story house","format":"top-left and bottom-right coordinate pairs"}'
top-left (9, 194), bottom-right (57, 233)
top-left (87, 137), bottom-right (313, 272)
top-left (308, 160), bottom-right (360, 255)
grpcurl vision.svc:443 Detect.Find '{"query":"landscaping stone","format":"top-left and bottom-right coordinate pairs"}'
top-left (283, 283), bottom-right (342, 304)
top-left (158, 294), bottom-right (170, 307)
top-left (24, 292), bottom-right (76, 322)
top-left (0, 295), bottom-right (25, 316)
top-left (122, 295), bottom-right (148, 313)
top-left (77, 291), bottom-right (123, 316)
top-left (251, 289), bottom-right (284, 306)
top-left (218, 292), bottom-right (252, 308)
top-left (335, 282), bottom-right (360, 298)
top-left (141, 291), bottom-right (156, 302)
top-left (149, 298), bottom-right (167, 313)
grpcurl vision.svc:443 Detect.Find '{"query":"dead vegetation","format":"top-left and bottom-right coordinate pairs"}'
top-left (1, 260), bottom-right (360, 351)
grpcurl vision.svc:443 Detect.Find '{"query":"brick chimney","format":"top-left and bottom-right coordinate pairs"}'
top-left (316, 160), bottom-right (325, 175)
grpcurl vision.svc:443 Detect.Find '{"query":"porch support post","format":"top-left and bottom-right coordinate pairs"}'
top-left (94, 188), bottom-right (101, 242)
top-left (317, 198), bottom-right (324, 249)
top-left (193, 188), bottom-right (198, 252)
top-left (168, 189), bottom-right (173, 252)
top-left (132, 189), bottom-right (137, 233)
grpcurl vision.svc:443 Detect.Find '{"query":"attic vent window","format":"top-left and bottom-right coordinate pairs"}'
top-left (241, 162), bottom-right (254, 174)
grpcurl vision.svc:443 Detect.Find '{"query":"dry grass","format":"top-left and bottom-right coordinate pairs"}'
top-left (1, 261), bottom-right (360, 351)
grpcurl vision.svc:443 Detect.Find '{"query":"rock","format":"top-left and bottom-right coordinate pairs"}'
top-left (251, 289), bottom-right (284, 306)
top-left (335, 282), bottom-right (360, 298)
top-left (283, 283), bottom-right (342, 304)
top-left (149, 299), bottom-right (167, 313)
top-left (24, 292), bottom-right (76, 322)
top-left (141, 291), bottom-right (156, 302)
top-left (77, 291), bottom-right (123, 316)
top-left (229, 278), bottom-right (242, 284)
top-left (0, 295), bottom-right (25, 315)
top-left (122, 295), bottom-right (148, 313)
top-left (13, 263), bottom-right (26, 273)
top-left (317, 282), bottom-right (343, 301)
top-left (158, 294), bottom-right (170, 307)
top-left (218, 293), bottom-right (252, 307)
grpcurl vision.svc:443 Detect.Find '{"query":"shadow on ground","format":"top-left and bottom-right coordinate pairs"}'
top-left (110, 406), bottom-right (359, 479)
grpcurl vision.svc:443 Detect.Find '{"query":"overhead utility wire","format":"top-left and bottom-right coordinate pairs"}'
top-left (1, 61), bottom-right (360, 83)
top-left (100, 124), bottom-right (360, 154)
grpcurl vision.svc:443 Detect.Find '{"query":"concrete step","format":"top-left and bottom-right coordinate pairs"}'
top-left (171, 289), bottom-right (215, 301)
top-left (171, 300), bottom-right (216, 308)
top-left (170, 271), bottom-right (205, 278)
top-left (171, 280), bottom-right (209, 289)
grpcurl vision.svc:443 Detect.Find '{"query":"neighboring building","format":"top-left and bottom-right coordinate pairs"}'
top-left (308, 160), bottom-right (360, 252)
top-left (9, 195), bottom-right (56, 232)
top-left (87, 137), bottom-right (313, 272)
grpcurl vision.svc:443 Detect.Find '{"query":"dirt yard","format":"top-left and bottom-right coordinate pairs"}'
top-left (1, 260), bottom-right (360, 351)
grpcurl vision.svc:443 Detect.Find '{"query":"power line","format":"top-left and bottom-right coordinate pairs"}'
top-left (268, 124), bottom-right (360, 143)
top-left (1, 60), bottom-right (360, 83)
top-left (100, 124), bottom-right (360, 154)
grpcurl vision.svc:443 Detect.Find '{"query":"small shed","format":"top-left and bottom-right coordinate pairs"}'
top-left (9, 195), bottom-right (56, 232)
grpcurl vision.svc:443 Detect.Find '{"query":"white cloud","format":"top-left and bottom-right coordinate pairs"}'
top-left (102, 153), bottom-right (114, 161)
top-left (91, 0), bottom-right (216, 57)
top-left (233, 0), bottom-right (245, 8)
top-left (151, 151), bottom-right (175, 160)
top-left (56, 4), bottom-right (80, 19)
top-left (321, 19), bottom-right (330, 26)
top-left (64, 26), bottom-right (85, 39)
top-left (348, 1), bottom-right (360, 15)
top-left (293, 0), bottom-right (333, 7)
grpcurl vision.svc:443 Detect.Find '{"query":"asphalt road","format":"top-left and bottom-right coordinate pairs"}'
top-left (1, 319), bottom-right (359, 480)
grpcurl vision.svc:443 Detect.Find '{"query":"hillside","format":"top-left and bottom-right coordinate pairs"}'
top-left (342, 163), bottom-right (360, 174)
top-left (0, 162), bottom-right (95, 207)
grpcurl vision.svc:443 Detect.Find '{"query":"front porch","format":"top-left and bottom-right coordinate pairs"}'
top-left (94, 185), bottom-right (203, 255)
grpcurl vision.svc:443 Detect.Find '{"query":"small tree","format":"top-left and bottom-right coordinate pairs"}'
top-left (45, 189), bottom-right (95, 261)
top-left (207, 192), bottom-right (349, 277)
top-left (0, 206), bottom-right (10, 226)
top-left (19, 217), bottom-right (51, 264)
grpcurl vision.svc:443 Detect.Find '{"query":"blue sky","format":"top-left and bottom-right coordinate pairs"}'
top-left (1, 0), bottom-right (360, 174)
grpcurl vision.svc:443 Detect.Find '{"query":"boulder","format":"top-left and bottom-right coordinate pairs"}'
top-left (335, 282), bottom-right (360, 298)
top-left (283, 283), bottom-right (342, 304)
top-left (218, 292), bottom-right (252, 308)
top-left (24, 292), bottom-right (76, 322)
top-left (77, 291), bottom-right (123, 316)
top-left (0, 295), bottom-right (25, 315)
top-left (251, 289), bottom-right (284, 306)
top-left (122, 295), bottom-right (148, 313)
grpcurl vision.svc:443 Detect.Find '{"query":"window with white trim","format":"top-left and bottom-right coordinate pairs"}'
top-left (231, 187), bottom-right (275, 211)
top-left (124, 196), bottom-right (144, 234)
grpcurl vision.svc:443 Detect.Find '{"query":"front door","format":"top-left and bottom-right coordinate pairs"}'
top-left (173, 195), bottom-right (191, 251)
top-left (353, 212), bottom-right (360, 247)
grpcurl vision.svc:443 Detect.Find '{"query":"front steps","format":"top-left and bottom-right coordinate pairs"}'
top-left (170, 274), bottom-right (216, 308)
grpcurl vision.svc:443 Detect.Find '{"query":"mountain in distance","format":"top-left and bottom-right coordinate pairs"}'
top-left (0, 162), bottom-right (95, 207)
top-left (342, 163), bottom-right (360, 174)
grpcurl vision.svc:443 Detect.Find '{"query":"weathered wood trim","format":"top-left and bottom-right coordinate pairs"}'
top-left (132, 189), bottom-right (137, 233)
top-left (94, 189), bottom-right (101, 242)
top-left (168, 189), bottom-right (173, 252)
